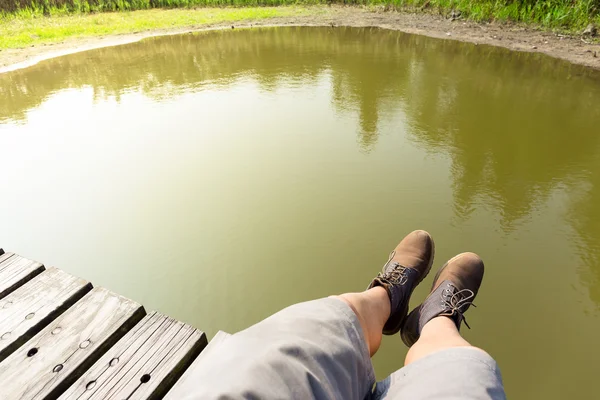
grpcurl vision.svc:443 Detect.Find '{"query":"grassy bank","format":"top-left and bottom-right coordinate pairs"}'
top-left (410, 0), bottom-right (600, 30)
top-left (1, 2), bottom-right (599, 51)
top-left (2, 0), bottom-right (600, 32)
top-left (0, 6), bottom-right (316, 49)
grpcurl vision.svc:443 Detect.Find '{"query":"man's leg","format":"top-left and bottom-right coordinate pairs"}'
top-left (180, 292), bottom-right (387, 400)
top-left (405, 315), bottom-right (478, 365)
top-left (335, 286), bottom-right (390, 356)
top-left (181, 231), bottom-right (434, 400)
top-left (374, 253), bottom-right (506, 400)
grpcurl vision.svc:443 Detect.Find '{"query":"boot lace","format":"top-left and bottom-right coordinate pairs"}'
top-left (376, 251), bottom-right (409, 285)
top-left (441, 284), bottom-right (476, 329)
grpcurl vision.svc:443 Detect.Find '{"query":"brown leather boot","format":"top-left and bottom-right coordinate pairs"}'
top-left (401, 252), bottom-right (484, 347)
top-left (367, 230), bottom-right (435, 335)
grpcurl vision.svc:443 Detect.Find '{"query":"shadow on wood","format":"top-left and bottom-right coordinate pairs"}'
top-left (0, 253), bottom-right (45, 300)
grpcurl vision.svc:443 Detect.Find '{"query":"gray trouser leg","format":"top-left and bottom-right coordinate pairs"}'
top-left (181, 296), bottom-right (506, 400)
top-left (182, 297), bottom-right (375, 400)
top-left (373, 347), bottom-right (506, 400)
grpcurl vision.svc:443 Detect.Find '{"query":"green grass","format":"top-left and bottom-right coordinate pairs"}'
top-left (2, 0), bottom-right (600, 31)
top-left (0, 6), bottom-right (316, 49)
top-left (1, 0), bottom-right (323, 15)
top-left (1, 1), bottom-right (599, 51)
top-left (386, 0), bottom-right (600, 31)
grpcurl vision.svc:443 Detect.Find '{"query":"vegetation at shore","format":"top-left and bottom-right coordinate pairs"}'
top-left (420, 0), bottom-right (600, 30)
top-left (2, 0), bottom-right (600, 32)
top-left (0, 0), bottom-right (598, 51)
top-left (0, 6), bottom-right (313, 49)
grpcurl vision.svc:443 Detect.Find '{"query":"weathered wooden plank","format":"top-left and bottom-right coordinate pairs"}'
top-left (0, 252), bottom-right (45, 300)
top-left (60, 311), bottom-right (207, 400)
top-left (0, 267), bottom-right (92, 362)
top-left (164, 330), bottom-right (231, 399)
top-left (0, 287), bottom-right (145, 400)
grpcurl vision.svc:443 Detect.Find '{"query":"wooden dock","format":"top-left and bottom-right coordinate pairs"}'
top-left (0, 248), bottom-right (230, 400)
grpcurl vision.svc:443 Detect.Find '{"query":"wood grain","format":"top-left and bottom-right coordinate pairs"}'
top-left (0, 252), bottom-right (45, 300)
top-left (0, 287), bottom-right (145, 400)
top-left (60, 311), bottom-right (207, 400)
top-left (0, 267), bottom-right (92, 362)
top-left (163, 330), bottom-right (231, 399)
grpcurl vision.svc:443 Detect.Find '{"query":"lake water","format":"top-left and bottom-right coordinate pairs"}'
top-left (1, 27), bottom-right (600, 399)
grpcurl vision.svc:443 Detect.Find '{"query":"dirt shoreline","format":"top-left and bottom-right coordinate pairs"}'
top-left (2, 7), bottom-right (600, 73)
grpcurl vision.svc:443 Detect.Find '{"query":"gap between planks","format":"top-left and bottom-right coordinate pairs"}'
top-left (0, 252), bottom-right (45, 300)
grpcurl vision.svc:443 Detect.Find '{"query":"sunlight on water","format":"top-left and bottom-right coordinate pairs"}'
top-left (1, 27), bottom-right (600, 399)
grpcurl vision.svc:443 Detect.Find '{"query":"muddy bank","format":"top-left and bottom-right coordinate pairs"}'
top-left (1, 6), bottom-right (599, 73)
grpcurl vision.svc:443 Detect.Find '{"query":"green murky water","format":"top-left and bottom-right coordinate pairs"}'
top-left (1, 27), bottom-right (600, 399)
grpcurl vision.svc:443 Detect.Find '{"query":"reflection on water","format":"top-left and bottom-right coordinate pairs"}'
top-left (1, 27), bottom-right (600, 399)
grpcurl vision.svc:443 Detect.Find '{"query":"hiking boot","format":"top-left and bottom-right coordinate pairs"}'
top-left (367, 230), bottom-right (435, 335)
top-left (401, 252), bottom-right (484, 347)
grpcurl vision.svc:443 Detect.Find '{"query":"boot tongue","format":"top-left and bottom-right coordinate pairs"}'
top-left (416, 281), bottom-right (458, 334)
top-left (440, 282), bottom-right (464, 328)
top-left (386, 267), bottom-right (419, 310)
top-left (423, 280), bottom-right (475, 332)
